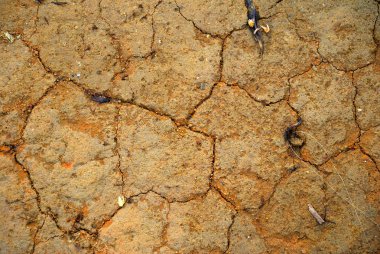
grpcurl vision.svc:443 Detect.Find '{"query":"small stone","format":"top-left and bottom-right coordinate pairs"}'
top-left (117, 196), bottom-right (126, 207)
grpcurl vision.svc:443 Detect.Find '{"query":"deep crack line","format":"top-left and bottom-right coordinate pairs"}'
top-left (13, 152), bottom-right (66, 236)
top-left (268, 0), bottom-right (284, 11)
top-left (291, 133), bottom-right (380, 228)
top-left (185, 25), bottom-right (228, 122)
top-left (150, 0), bottom-right (163, 54)
top-left (217, 28), bottom-right (246, 82)
top-left (350, 71), bottom-right (363, 142)
top-left (20, 38), bottom-right (53, 74)
top-left (358, 144), bottom-right (379, 172)
top-left (30, 215), bottom-right (46, 254)
top-left (114, 106), bottom-right (124, 194)
top-left (66, 80), bottom-right (215, 143)
top-left (20, 1), bottom-right (227, 134)
top-left (219, 36), bottom-right (226, 82)
top-left (224, 212), bottom-right (236, 254)
top-left (186, 83), bottom-right (218, 122)
top-left (211, 186), bottom-right (238, 212)
top-left (19, 83), bottom-right (57, 142)
top-left (227, 83), bottom-right (287, 106)
top-left (174, 0), bottom-right (220, 39)
top-left (283, 62), bottom-right (380, 227)
top-left (346, 61), bottom-right (379, 162)
top-left (95, 189), bottom-right (156, 233)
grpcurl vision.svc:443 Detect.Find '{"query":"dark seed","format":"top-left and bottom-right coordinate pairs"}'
top-left (51, 1), bottom-right (68, 6)
top-left (284, 117), bottom-right (302, 144)
top-left (288, 165), bottom-right (299, 173)
top-left (91, 94), bottom-right (111, 103)
top-left (75, 212), bottom-right (84, 223)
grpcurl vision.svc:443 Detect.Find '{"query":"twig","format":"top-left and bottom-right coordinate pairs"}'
top-left (308, 204), bottom-right (325, 224)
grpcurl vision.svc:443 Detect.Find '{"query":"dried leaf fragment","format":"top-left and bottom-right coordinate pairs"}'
top-left (260, 24), bottom-right (270, 33)
top-left (4, 32), bottom-right (14, 43)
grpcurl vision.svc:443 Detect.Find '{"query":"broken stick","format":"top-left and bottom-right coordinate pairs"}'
top-left (308, 204), bottom-right (325, 224)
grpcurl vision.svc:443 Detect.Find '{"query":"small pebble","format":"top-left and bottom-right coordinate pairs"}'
top-left (199, 83), bottom-right (207, 90)
top-left (117, 196), bottom-right (126, 207)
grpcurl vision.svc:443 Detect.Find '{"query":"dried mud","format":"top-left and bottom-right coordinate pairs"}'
top-left (0, 0), bottom-right (379, 253)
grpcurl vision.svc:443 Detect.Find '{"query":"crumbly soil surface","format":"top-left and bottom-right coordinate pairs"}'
top-left (0, 0), bottom-right (379, 253)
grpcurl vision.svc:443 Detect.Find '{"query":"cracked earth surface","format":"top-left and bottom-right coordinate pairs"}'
top-left (0, 0), bottom-right (379, 253)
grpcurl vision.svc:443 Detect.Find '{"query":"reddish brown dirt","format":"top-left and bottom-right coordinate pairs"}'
top-left (1, 0), bottom-right (379, 253)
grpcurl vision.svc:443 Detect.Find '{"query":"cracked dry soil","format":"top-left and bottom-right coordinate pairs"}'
top-left (0, 0), bottom-right (379, 253)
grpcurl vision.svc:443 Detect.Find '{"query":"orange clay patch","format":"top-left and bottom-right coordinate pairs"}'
top-left (82, 204), bottom-right (89, 216)
top-left (102, 220), bottom-right (113, 228)
top-left (0, 146), bottom-right (11, 152)
top-left (69, 121), bottom-right (102, 138)
top-left (62, 162), bottom-right (73, 169)
top-left (17, 170), bottom-right (27, 182)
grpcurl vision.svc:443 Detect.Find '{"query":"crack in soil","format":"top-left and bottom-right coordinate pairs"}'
top-left (358, 144), bottom-right (379, 172)
top-left (174, 0), bottom-right (221, 39)
top-left (13, 152), bottom-right (66, 235)
top-left (3, 1), bottom-right (379, 252)
top-left (315, 38), bottom-right (375, 73)
top-left (29, 2), bottom-right (41, 38)
top-left (114, 106), bottom-right (124, 194)
top-left (6, 41), bottom-right (63, 236)
top-left (268, 0), bottom-right (285, 11)
top-left (17, 32), bottom-right (376, 251)
top-left (286, 60), bottom-right (364, 167)
top-left (228, 83), bottom-right (287, 106)
top-left (95, 189), bottom-right (155, 233)
top-left (185, 83), bottom-right (218, 123)
top-left (96, 0), bottom-right (125, 72)
top-left (30, 215), bottom-right (46, 254)
top-left (20, 38), bottom-right (53, 74)
top-left (211, 186), bottom-right (238, 211)
top-left (279, 58), bottom-right (380, 229)
top-left (224, 212), bottom-right (236, 254)
top-left (17, 1), bottom-right (229, 138)
top-left (150, 0), bottom-right (163, 54)
top-left (209, 137), bottom-right (217, 191)
top-left (351, 71), bottom-right (364, 137)
top-left (347, 68), bottom-right (379, 171)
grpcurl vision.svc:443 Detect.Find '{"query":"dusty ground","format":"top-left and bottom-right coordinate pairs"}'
top-left (0, 0), bottom-right (379, 253)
